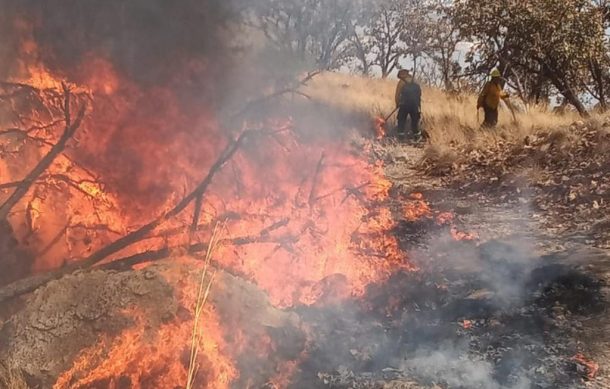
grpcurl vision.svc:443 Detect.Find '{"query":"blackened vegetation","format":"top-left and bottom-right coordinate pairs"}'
top-left (289, 241), bottom-right (606, 388)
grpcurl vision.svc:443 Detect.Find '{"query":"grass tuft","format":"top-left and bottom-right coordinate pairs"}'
top-left (186, 224), bottom-right (222, 389)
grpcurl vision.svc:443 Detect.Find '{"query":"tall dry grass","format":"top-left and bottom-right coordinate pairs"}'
top-left (302, 71), bottom-right (584, 149)
top-left (0, 363), bottom-right (27, 389)
top-left (186, 224), bottom-right (221, 389)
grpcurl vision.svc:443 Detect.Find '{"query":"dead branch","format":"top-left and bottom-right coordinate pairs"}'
top-left (0, 82), bottom-right (38, 101)
top-left (150, 213), bottom-right (289, 243)
top-left (0, 84), bottom-right (86, 220)
top-left (341, 182), bottom-right (371, 204)
top-left (231, 70), bottom-right (320, 119)
top-left (0, 181), bottom-right (22, 191)
top-left (312, 181), bottom-right (371, 204)
top-left (190, 194), bottom-right (204, 239)
top-left (103, 218), bottom-right (291, 272)
top-left (308, 152), bottom-right (326, 207)
top-left (0, 217), bottom-right (292, 304)
top-left (0, 120), bottom-right (63, 138)
top-left (37, 223), bottom-right (70, 258)
top-left (0, 127), bottom-right (287, 305)
top-left (81, 129), bottom-right (256, 268)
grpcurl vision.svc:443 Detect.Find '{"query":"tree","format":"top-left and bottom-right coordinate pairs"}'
top-left (367, 0), bottom-right (409, 78)
top-left (423, 0), bottom-right (462, 90)
top-left (453, 0), bottom-right (607, 116)
top-left (399, 0), bottom-right (435, 77)
top-left (250, 0), bottom-right (359, 70)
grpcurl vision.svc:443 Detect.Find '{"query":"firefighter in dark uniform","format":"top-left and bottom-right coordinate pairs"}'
top-left (395, 69), bottom-right (422, 140)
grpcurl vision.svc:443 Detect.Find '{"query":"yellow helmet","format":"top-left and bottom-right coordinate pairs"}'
top-left (490, 68), bottom-right (502, 78)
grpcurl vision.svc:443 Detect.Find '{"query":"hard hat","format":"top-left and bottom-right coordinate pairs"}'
top-left (398, 69), bottom-right (410, 79)
top-left (490, 68), bottom-right (502, 78)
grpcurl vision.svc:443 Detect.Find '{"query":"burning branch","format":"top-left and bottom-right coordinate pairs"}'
top-left (0, 181), bottom-right (21, 191)
top-left (83, 129), bottom-right (256, 266)
top-left (101, 218), bottom-right (291, 272)
top-left (0, 129), bottom-right (265, 304)
top-left (190, 194), bottom-right (204, 241)
top-left (308, 152), bottom-right (326, 207)
top-left (0, 84), bottom-right (86, 220)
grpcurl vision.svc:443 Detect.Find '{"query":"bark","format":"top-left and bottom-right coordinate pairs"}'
top-left (544, 64), bottom-right (588, 117)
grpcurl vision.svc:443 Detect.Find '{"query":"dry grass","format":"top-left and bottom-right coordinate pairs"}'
top-left (303, 71), bottom-right (398, 119)
top-left (0, 363), bottom-right (27, 389)
top-left (186, 224), bottom-right (221, 389)
top-left (302, 71), bottom-right (584, 149)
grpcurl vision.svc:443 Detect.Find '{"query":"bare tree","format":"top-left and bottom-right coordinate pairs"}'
top-left (250, 0), bottom-right (358, 70)
top-left (423, 1), bottom-right (462, 91)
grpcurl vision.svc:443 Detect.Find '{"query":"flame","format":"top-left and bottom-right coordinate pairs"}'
top-left (450, 226), bottom-right (480, 242)
top-left (402, 194), bottom-right (479, 242)
top-left (572, 353), bottom-right (599, 379)
top-left (374, 117), bottom-right (386, 139)
top-left (54, 261), bottom-right (237, 388)
top-left (402, 192), bottom-right (432, 221)
top-left (3, 32), bottom-right (415, 386)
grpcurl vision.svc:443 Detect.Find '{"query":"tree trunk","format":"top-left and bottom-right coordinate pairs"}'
top-left (545, 65), bottom-right (588, 117)
top-left (591, 60), bottom-right (607, 111)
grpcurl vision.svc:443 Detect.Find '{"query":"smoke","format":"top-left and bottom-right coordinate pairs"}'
top-left (390, 198), bottom-right (552, 388)
top-left (400, 342), bottom-right (531, 389)
top-left (0, 0), bottom-right (241, 101)
top-left (414, 195), bottom-right (540, 309)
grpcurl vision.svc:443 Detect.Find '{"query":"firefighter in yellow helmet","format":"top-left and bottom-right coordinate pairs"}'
top-left (477, 68), bottom-right (509, 127)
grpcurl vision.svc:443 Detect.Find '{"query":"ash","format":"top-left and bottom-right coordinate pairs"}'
top-left (291, 240), bottom-right (606, 389)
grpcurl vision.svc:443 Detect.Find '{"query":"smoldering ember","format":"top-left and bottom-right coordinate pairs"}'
top-left (1, 1), bottom-right (609, 388)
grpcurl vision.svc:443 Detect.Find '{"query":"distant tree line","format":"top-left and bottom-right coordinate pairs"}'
top-left (247, 0), bottom-right (610, 116)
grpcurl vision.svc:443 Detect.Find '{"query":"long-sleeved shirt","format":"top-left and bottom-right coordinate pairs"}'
top-left (395, 80), bottom-right (407, 106)
top-left (395, 80), bottom-right (421, 108)
top-left (477, 81), bottom-right (508, 110)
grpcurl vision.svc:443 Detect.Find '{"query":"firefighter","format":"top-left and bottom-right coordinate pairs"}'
top-left (477, 68), bottom-right (509, 127)
top-left (395, 69), bottom-right (422, 140)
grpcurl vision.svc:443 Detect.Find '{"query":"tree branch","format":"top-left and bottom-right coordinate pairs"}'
top-left (0, 84), bottom-right (86, 220)
top-left (0, 129), bottom-right (264, 304)
top-left (231, 70), bottom-right (320, 119)
top-left (82, 129), bottom-right (257, 267)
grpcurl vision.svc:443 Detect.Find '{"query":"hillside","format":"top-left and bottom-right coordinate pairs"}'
top-left (304, 72), bottom-right (582, 145)
top-left (304, 72), bottom-right (610, 247)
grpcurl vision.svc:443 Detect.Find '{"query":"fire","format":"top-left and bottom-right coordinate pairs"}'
top-left (403, 192), bottom-right (432, 221)
top-left (450, 226), bottom-right (480, 241)
top-left (374, 117), bottom-right (386, 139)
top-left (572, 353), bottom-right (599, 380)
top-left (2, 25), bottom-right (412, 387)
top-left (402, 193), bottom-right (479, 242)
top-left (54, 260), bottom-right (237, 389)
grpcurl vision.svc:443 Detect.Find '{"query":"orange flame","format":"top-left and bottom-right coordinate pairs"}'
top-left (3, 38), bottom-right (415, 386)
top-left (54, 261), bottom-right (237, 389)
top-left (374, 117), bottom-right (386, 139)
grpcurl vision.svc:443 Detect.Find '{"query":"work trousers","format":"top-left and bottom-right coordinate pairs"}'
top-left (397, 105), bottom-right (420, 136)
top-left (482, 106), bottom-right (498, 128)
